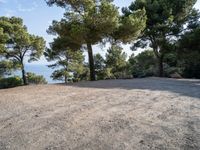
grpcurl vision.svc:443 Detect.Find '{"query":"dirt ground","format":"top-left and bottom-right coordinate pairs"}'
top-left (0, 77), bottom-right (200, 150)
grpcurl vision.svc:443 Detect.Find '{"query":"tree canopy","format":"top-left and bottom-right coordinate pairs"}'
top-left (125, 0), bottom-right (198, 76)
top-left (45, 47), bottom-right (85, 83)
top-left (0, 17), bottom-right (45, 84)
top-left (46, 0), bottom-right (146, 81)
top-left (105, 44), bottom-right (127, 78)
top-left (177, 26), bottom-right (200, 78)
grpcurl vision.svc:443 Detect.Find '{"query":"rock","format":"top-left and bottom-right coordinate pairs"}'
top-left (139, 140), bottom-right (144, 144)
top-left (170, 72), bottom-right (182, 79)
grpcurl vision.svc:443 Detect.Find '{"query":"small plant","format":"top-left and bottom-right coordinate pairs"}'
top-left (27, 72), bottom-right (47, 84)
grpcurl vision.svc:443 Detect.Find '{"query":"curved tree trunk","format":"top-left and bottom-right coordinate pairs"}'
top-left (87, 43), bottom-right (96, 81)
top-left (21, 64), bottom-right (27, 85)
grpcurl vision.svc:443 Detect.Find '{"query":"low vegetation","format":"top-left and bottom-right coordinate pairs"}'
top-left (0, 76), bottom-right (22, 89)
top-left (26, 72), bottom-right (47, 85)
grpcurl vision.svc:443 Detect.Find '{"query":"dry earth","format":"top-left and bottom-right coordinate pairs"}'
top-left (0, 77), bottom-right (200, 150)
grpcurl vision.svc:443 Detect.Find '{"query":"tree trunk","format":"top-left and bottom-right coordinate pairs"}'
top-left (87, 43), bottom-right (96, 81)
top-left (21, 65), bottom-right (27, 85)
top-left (64, 75), bottom-right (68, 84)
top-left (152, 47), bottom-right (164, 77)
top-left (158, 56), bottom-right (164, 77)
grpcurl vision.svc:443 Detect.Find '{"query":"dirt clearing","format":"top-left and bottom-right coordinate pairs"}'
top-left (0, 78), bottom-right (200, 150)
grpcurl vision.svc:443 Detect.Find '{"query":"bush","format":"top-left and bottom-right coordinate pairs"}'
top-left (128, 50), bottom-right (157, 78)
top-left (0, 76), bottom-right (22, 89)
top-left (27, 72), bottom-right (47, 84)
top-left (164, 65), bottom-right (182, 77)
top-left (97, 68), bottom-right (116, 80)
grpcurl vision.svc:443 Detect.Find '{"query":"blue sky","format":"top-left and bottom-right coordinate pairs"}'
top-left (0, 0), bottom-right (200, 64)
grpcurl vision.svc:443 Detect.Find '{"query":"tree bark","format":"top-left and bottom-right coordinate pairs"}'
top-left (21, 64), bottom-right (27, 85)
top-left (64, 75), bottom-right (68, 84)
top-left (152, 46), bottom-right (164, 77)
top-left (158, 56), bottom-right (164, 77)
top-left (87, 43), bottom-right (96, 81)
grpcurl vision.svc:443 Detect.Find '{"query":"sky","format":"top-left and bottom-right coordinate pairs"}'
top-left (0, 0), bottom-right (200, 65)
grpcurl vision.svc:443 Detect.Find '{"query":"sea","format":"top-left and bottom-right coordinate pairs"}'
top-left (13, 64), bottom-right (62, 84)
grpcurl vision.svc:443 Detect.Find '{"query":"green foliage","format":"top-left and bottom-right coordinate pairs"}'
top-left (113, 9), bottom-right (146, 43)
top-left (0, 60), bottom-right (19, 77)
top-left (93, 53), bottom-right (107, 80)
top-left (128, 50), bottom-right (184, 78)
top-left (46, 0), bottom-right (146, 80)
top-left (105, 44), bottom-right (128, 79)
top-left (45, 47), bottom-right (85, 83)
top-left (0, 17), bottom-right (46, 85)
top-left (93, 53), bottom-right (117, 80)
top-left (94, 53), bottom-right (105, 71)
top-left (78, 65), bottom-right (90, 81)
top-left (179, 27), bottom-right (200, 51)
top-left (0, 1), bottom-right (198, 82)
top-left (0, 27), bottom-right (9, 52)
top-left (0, 17), bottom-right (45, 62)
top-left (26, 72), bottom-right (47, 84)
top-left (47, 0), bottom-right (120, 45)
top-left (163, 52), bottom-right (178, 67)
top-left (177, 27), bottom-right (200, 78)
top-left (0, 76), bottom-right (22, 89)
top-left (46, 0), bottom-right (121, 81)
top-left (164, 66), bottom-right (182, 77)
top-left (126, 0), bottom-right (198, 76)
top-left (50, 69), bottom-right (72, 82)
top-left (128, 50), bottom-right (157, 77)
top-left (181, 53), bottom-right (200, 78)
top-left (161, 52), bottom-right (181, 77)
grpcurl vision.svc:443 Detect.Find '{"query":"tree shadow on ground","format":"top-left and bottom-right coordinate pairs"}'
top-left (68, 77), bottom-right (200, 99)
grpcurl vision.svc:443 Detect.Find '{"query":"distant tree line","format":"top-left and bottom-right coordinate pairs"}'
top-left (0, 0), bottom-right (200, 88)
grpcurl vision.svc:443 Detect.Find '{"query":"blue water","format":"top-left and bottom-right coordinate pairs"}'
top-left (14, 64), bottom-right (62, 84)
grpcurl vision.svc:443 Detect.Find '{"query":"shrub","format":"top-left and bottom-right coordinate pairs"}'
top-left (164, 65), bottom-right (182, 77)
top-left (128, 50), bottom-right (157, 78)
top-left (27, 72), bottom-right (47, 84)
top-left (0, 76), bottom-right (22, 89)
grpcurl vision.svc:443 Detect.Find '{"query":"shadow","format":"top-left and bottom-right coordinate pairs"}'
top-left (68, 77), bottom-right (200, 99)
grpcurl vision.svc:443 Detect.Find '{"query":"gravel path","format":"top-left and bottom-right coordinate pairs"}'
top-left (0, 78), bottom-right (200, 150)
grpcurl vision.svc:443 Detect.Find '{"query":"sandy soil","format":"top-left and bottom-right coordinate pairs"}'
top-left (0, 77), bottom-right (200, 150)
